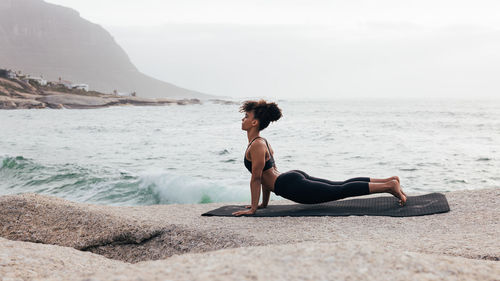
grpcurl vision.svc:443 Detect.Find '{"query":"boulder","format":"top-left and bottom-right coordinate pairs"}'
top-left (0, 194), bottom-right (252, 263)
top-left (38, 94), bottom-right (120, 109)
top-left (0, 96), bottom-right (45, 109)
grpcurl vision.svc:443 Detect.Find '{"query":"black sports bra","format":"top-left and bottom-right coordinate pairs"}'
top-left (244, 137), bottom-right (275, 173)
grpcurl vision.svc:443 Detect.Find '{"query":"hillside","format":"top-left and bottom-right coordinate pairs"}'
top-left (0, 0), bottom-right (209, 99)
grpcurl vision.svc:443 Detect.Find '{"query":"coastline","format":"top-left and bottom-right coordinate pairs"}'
top-left (1, 188), bottom-right (499, 280)
top-left (0, 76), bottom-right (203, 109)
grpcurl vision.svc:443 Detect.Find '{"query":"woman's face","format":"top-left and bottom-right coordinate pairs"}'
top-left (241, 111), bottom-right (257, 131)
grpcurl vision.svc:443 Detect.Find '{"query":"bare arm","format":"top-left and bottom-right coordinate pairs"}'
top-left (261, 187), bottom-right (270, 207)
top-left (245, 186), bottom-right (269, 209)
top-left (232, 141), bottom-right (266, 216)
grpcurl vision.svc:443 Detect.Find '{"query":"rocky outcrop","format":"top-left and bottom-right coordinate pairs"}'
top-left (0, 95), bottom-right (46, 109)
top-left (1, 238), bottom-right (499, 281)
top-left (0, 76), bottom-right (202, 109)
top-left (0, 0), bottom-right (209, 98)
top-left (209, 99), bottom-right (241, 105)
top-left (0, 189), bottom-right (499, 280)
top-left (0, 194), bottom-right (254, 263)
top-left (38, 94), bottom-right (120, 108)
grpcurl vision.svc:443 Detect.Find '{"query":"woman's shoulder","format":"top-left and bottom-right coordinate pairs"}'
top-left (248, 138), bottom-right (268, 150)
top-left (249, 138), bottom-right (273, 154)
top-left (256, 137), bottom-right (271, 145)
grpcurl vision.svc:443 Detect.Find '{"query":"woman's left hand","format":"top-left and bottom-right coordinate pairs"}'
top-left (232, 209), bottom-right (256, 216)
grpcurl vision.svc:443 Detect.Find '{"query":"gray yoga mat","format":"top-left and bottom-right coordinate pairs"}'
top-left (201, 193), bottom-right (450, 217)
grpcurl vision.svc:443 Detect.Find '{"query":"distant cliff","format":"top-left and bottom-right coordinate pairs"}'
top-left (0, 0), bottom-right (209, 98)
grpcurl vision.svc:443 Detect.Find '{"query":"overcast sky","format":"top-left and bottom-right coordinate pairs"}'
top-left (45, 0), bottom-right (500, 99)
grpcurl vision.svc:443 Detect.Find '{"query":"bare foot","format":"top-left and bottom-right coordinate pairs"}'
top-left (388, 180), bottom-right (406, 206)
top-left (390, 176), bottom-right (400, 184)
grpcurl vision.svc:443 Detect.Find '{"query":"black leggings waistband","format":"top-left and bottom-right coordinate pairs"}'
top-left (274, 170), bottom-right (370, 204)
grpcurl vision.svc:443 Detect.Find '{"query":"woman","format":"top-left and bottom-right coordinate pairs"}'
top-left (232, 100), bottom-right (407, 216)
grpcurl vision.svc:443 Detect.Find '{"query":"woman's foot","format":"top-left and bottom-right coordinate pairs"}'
top-left (370, 176), bottom-right (400, 184)
top-left (390, 176), bottom-right (400, 184)
top-left (388, 180), bottom-right (406, 206)
top-left (368, 179), bottom-right (407, 206)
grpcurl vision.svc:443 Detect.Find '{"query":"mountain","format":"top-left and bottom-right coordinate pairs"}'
top-left (0, 0), bottom-right (209, 98)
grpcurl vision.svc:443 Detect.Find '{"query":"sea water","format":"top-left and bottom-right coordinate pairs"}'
top-left (1, 99), bottom-right (499, 206)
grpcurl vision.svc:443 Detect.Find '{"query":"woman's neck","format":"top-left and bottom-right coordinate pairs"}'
top-left (247, 130), bottom-right (260, 143)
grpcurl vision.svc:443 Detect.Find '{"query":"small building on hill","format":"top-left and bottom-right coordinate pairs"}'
top-left (50, 78), bottom-right (89, 91)
top-left (25, 76), bottom-right (47, 86)
top-left (7, 71), bottom-right (16, 79)
top-left (0, 69), bottom-right (17, 79)
top-left (55, 78), bottom-right (73, 89)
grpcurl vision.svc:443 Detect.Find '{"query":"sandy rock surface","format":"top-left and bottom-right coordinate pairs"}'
top-left (0, 188), bottom-right (499, 280)
top-left (0, 237), bottom-right (125, 281)
top-left (108, 188), bottom-right (499, 260)
top-left (78, 241), bottom-right (500, 281)
top-left (1, 238), bottom-right (499, 281)
top-left (0, 194), bottom-right (254, 263)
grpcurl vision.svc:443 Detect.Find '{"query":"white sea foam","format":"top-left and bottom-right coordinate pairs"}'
top-left (136, 169), bottom-right (248, 204)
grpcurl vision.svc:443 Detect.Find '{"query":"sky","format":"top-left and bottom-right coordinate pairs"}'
top-left (45, 0), bottom-right (500, 99)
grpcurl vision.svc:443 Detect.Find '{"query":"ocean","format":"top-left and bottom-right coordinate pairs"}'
top-left (1, 99), bottom-right (499, 206)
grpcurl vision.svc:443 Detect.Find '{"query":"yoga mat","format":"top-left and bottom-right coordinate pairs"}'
top-left (201, 193), bottom-right (450, 217)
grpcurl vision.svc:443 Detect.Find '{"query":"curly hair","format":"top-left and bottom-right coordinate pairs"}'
top-left (239, 100), bottom-right (282, 131)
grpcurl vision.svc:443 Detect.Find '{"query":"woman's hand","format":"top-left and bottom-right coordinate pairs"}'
top-left (245, 204), bottom-right (267, 209)
top-left (232, 209), bottom-right (256, 216)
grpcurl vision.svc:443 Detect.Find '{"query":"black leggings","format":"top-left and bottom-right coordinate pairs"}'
top-left (274, 170), bottom-right (370, 204)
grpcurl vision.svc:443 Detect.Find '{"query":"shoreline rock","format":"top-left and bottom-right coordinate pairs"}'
top-left (1, 238), bottom-right (499, 281)
top-left (0, 194), bottom-right (254, 263)
top-left (0, 188), bottom-right (498, 280)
